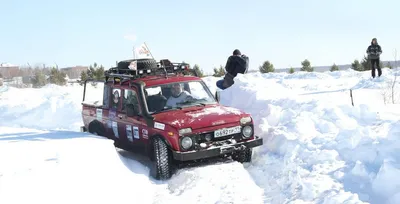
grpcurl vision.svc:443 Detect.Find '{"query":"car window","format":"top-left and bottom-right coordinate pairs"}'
top-left (122, 89), bottom-right (141, 114)
top-left (188, 81), bottom-right (212, 100)
top-left (103, 85), bottom-right (110, 108)
top-left (111, 88), bottom-right (121, 110)
top-left (146, 86), bottom-right (162, 95)
top-left (144, 80), bottom-right (216, 113)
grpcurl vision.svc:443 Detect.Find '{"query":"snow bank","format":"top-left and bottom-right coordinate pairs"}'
top-left (208, 70), bottom-right (400, 204)
top-left (0, 84), bottom-right (88, 131)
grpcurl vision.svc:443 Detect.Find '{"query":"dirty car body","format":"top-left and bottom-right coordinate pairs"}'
top-left (80, 58), bottom-right (263, 180)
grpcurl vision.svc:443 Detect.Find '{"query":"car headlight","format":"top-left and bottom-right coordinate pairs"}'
top-left (240, 116), bottom-right (251, 125)
top-left (179, 128), bottom-right (192, 136)
top-left (181, 136), bottom-right (193, 150)
top-left (242, 125), bottom-right (253, 138)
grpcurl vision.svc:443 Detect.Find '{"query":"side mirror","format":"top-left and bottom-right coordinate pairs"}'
top-left (126, 104), bottom-right (140, 117)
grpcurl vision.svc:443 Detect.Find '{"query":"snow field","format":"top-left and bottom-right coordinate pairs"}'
top-left (201, 67), bottom-right (400, 203)
top-left (0, 127), bottom-right (155, 204)
top-left (0, 67), bottom-right (399, 203)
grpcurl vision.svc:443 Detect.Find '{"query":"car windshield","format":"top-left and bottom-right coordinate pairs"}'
top-left (144, 80), bottom-right (217, 114)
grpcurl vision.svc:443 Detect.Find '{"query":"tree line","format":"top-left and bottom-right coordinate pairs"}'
top-left (77, 62), bottom-right (105, 85)
top-left (211, 59), bottom-right (314, 77)
top-left (6, 65), bottom-right (68, 88)
top-left (31, 63), bottom-right (106, 88)
top-left (5, 55), bottom-right (394, 89)
top-left (209, 56), bottom-right (396, 77)
top-left (253, 56), bottom-right (394, 75)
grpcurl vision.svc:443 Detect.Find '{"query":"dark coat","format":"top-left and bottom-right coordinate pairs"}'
top-left (225, 55), bottom-right (249, 77)
top-left (367, 39), bottom-right (382, 60)
top-left (221, 54), bottom-right (249, 88)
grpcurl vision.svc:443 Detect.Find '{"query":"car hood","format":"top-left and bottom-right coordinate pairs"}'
top-left (153, 104), bottom-right (247, 130)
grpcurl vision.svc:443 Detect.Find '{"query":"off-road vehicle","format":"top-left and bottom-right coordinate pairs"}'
top-left (80, 58), bottom-right (263, 180)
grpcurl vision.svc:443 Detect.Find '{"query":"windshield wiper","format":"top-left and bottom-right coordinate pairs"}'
top-left (151, 106), bottom-right (182, 114)
top-left (176, 100), bottom-right (196, 105)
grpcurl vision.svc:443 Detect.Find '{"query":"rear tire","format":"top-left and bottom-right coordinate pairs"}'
top-left (152, 137), bottom-right (173, 180)
top-left (232, 148), bottom-right (252, 163)
top-left (88, 120), bottom-right (106, 137)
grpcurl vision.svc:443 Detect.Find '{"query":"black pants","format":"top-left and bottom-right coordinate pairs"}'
top-left (370, 58), bottom-right (382, 78)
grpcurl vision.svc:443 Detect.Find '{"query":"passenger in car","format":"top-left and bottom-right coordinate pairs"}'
top-left (111, 89), bottom-right (120, 109)
top-left (165, 83), bottom-right (192, 107)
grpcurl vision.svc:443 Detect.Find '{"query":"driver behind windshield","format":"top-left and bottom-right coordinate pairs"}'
top-left (166, 83), bottom-right (192, 107)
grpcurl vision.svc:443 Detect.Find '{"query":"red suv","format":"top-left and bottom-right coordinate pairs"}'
top-left (80, 58), bottom-right (263, 180)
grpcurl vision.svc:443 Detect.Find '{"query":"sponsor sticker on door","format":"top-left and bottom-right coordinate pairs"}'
top-left (126, 125), bottom-right (133, 142)
top-left (142, 129), bottom-right (148, 139)
top-left (112, 121), bottom-right (119, 138)
top-left (133, 126), bottom-right (139, 139)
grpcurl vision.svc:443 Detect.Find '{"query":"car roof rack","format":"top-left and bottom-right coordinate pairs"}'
top-left (104, 59), bottom-right (199, 84)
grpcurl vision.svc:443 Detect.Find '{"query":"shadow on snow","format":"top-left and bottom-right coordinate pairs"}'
top-left (0, 129), bottom-right (101, 142)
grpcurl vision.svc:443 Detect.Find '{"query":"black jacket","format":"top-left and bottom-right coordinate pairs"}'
top-left (367, 40), bottom-right (382, 60)
top-left (224, 55), bottom-right (249, 77)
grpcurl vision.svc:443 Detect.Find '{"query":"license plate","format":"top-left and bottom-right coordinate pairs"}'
top-left (214, 126), bottom-right (241, 138)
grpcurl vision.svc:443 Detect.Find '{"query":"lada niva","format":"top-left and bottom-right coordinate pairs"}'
top-left (80, 58), bottom-right (263, 180)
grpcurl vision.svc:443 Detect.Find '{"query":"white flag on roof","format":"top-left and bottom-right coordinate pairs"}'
top-left (128, 61), bottom-right (137, 70)
top-left (134, 43), bottom-right (152, 59)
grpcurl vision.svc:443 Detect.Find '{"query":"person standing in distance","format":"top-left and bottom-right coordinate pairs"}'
top-left (366, 38), bottom-right (382, 78)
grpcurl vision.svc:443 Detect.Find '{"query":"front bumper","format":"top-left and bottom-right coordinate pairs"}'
top-left (172, 136), bottom-right (263, 161)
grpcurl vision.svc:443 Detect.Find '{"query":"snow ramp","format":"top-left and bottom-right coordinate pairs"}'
top-left (202, 68), bottom-right (400, 204)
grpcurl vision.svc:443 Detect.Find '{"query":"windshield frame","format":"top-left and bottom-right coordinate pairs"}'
top-left (144, 79), bottom-right (217, 114)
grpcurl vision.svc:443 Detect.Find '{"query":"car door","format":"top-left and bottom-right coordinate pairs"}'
top-left (106, 86), bottom-right (123, 141)
top-left (119, 87), bottom-right (148, 147)
top-left (98, 82), bottom-right (112, 136)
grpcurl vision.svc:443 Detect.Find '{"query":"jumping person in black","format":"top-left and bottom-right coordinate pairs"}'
top-left (216, 49), bottom-right (249, 90)
top-left (366, 38), bottom-right (382, 78)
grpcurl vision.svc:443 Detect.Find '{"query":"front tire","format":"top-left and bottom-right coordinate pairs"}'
top-left (232, 148), bottom-right (252, 163)
top-left (152, 137), bottom-right (173, 180)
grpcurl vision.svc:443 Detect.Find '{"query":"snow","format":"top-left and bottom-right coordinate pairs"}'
top-left (1, 67), bottom-right (400, 204)
top-left (0, 62), bottom-right (18, 67)
top-left (186, 106), bottom-right (240, 118)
